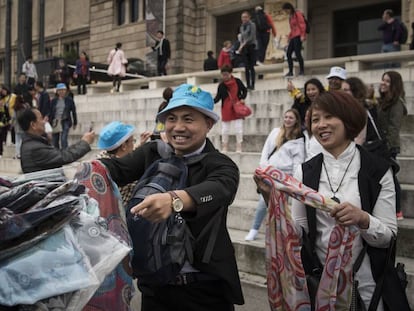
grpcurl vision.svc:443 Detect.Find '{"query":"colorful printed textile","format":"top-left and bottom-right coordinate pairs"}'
top-left (255, 166), bottom-right (358, 311)
top-left (75, 160), bottom-right (133, 311)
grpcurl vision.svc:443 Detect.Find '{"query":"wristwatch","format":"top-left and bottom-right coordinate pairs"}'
top-left (168, 191), bottom-right (184, 213)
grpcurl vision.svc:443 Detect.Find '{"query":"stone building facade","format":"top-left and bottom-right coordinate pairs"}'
top-left (0, 0), bottom-right (411, 86)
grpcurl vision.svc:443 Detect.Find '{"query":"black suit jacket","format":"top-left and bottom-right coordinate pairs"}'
top-left (154, 38), bottom-right (171, 60)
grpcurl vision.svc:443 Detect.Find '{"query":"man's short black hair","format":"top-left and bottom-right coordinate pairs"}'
top-left (35, 81), bottom-right (44, 88)
top-left (157, 30), bottom-right (164, 36)
top-left (385, 9), bottom-right (394, 17)
top-left (207, 50), bottom-right (214, 57)
top-left (18, 108), bottom-right (37, 132)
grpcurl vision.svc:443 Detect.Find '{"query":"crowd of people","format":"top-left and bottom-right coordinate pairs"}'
top-left (0, 4), bottom-right (412, 311)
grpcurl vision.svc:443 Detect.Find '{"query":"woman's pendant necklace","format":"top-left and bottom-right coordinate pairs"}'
top-left (331, 196), bottom-right (340, 203)
top-left (322, 148), bottom-right (357, 204)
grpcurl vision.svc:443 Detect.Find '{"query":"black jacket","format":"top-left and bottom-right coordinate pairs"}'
top-left (153, 38), bottom-right (171, 60)
top-left (100, 139), bottom-right (244, 305)
top-left (20, 133), bottom-right (91, 173)
top-left (203, 56), bottom-right (218, 71)
top-left (214, 78), bottom-right (247, 104)
top-left (38, 90), bottom-right (51, 118)
top-left (302, 146), bottom-right (410, 310)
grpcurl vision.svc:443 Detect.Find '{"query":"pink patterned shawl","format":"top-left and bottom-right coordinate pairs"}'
top-left (255, 166), bottom-right (359, 311)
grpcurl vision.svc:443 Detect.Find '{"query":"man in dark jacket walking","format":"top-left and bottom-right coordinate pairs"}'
top-left (17, 107), bottom-right (95, 173)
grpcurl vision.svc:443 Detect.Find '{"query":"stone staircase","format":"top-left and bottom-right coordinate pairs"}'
top-left (2, 67), bottom-right (414, 310)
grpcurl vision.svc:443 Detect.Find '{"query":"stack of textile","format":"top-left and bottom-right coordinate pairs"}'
top-left (0, 167), bottom-right (131, 310)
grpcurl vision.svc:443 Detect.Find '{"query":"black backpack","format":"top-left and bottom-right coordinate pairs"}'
top-left (255, 10), bottom-right (271, 32)
top-left (300, 12), bottom-right (311, 34)
top-left (126, 141), bottom-right (222, 286)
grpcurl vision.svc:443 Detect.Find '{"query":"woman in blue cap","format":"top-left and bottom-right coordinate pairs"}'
top-left (97, 121), bottom-right (151, 204)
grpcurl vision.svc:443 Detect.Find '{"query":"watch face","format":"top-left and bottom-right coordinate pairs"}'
top-left (173, 198), bottom-right (184, 212)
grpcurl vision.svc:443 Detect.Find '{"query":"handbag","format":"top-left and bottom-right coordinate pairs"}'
top-left (368, 236), bottom-right (411, 311)
top-left (363, 111), bottom-right (390, 158)
top-left (52, 118), bottom-right (62, 134)
top-left (228, 92), bottom-right (252, 118)
top-left (233, 100), bottom-right (252, 118)
top-left (363, 111), bottom-right (400, 173)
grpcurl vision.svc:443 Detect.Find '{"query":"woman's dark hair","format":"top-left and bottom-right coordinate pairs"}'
top-left (344, 77), bottom-right (367, 105)
top-left (80, 51), bottom-right (89, 61)
top-left (17, 108), bottom-right (38, 132)
top-left (116, 42), bottom-right (122, 49)
top-left (306, 91), bottom-right (366, 140)
top-left (162, 87), bottom-right (173, 102)
top-left (35, 81), bottom-right (44, 89)
top-left (282, 2), bottom-right (295, 14)
top-left (158, 87), bottom-right (174, 113)
top-left (0, 84), bottom-right (11, 95)
top-left (220, 64), bottom-right (233, 73)
top-left (380, 70), bottom-right (405, 100)
top-left (14, 95), bottom-right (27, 111)
top-left (304, 78), bottom-right (325, 102)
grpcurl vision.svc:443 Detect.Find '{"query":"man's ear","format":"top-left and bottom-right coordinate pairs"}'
top-left (205, 118), bottom-right (214, 131)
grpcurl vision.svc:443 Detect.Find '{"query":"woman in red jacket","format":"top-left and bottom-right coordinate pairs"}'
top-left (214, 65), bottom-right (248, 152)
top-left (217, 40), bottom-right (233, 69)
top-left (282, 2), bottom-right (306, 77)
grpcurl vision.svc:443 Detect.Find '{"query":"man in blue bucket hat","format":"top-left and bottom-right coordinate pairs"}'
top-left (100, 84), bottom-right (244, 310)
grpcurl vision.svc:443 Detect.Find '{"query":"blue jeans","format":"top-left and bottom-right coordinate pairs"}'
top-left (251, 195), bottom-right (267, 230)
top-left (52, 120), bottom-right (70, 149)
top-left (381, 43), bottom-right (401, 53)
top-left (381, 43), bottom-right (401, 68)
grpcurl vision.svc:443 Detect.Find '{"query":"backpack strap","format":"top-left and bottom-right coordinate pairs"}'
top-left (180, 207), bottom-right (224, 265)
top-left (156, 139), bottom-right (174, 159)
top-left (198, 208), bottom-right (225, 263)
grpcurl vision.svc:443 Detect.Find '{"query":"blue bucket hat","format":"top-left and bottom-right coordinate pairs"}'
top-left (157, 84), bottom-right (219, 123)
top-left (97, 121), bottom-right (135, 151)
top-left (56, 83), bottom-right (67, 90)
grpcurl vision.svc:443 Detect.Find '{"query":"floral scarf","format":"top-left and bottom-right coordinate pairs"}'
top-left (255, 165), bottom-right (358, 311)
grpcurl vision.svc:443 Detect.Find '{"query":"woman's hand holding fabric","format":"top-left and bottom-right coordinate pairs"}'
top-left (330, 202), bottom-right (370, 229)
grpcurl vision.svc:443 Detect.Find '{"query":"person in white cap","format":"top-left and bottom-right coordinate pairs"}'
top-left (326, 66), bottom-right (347, 91)
top-left (100, 83), bottom-right (244, 310)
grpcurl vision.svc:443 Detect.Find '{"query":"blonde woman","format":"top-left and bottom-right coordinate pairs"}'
top-left (245, 109), bottom-right (304, 240)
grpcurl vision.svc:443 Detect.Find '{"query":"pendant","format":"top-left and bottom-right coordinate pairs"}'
top-left (331, 196), bottom-right (340, 203)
